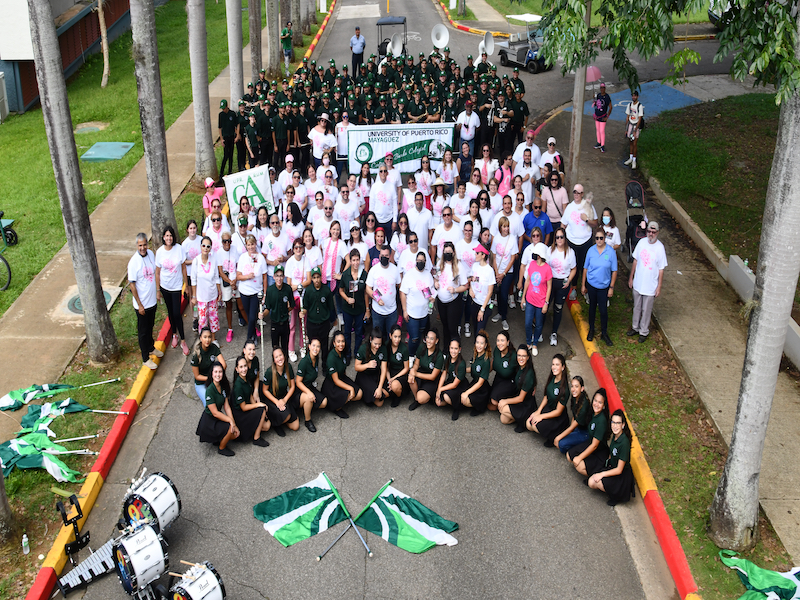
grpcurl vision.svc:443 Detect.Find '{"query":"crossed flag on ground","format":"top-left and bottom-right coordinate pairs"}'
top-left (253, 472), bottom-right (458, 557)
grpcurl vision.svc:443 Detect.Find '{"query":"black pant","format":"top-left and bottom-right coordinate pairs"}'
top-left (274, 140), bottom-right (288, 172)
top-left (586, 283), bottom-right (610, 335)
top-left (241, 293), bottom-right (260, 342)
top-left (437, 297), bottom-right (463, 343)
top-left (550, 278), bottom-right (570, 334)
top-left (160, 287), bottom-right (185, 340)
top-left (236, 138), bottom-right (247, 171)
top-left (271, 320), bottom-right (290, 354)
top-left (569, 237), bottom-right (594, 292)
top-left (136, 305), bottom-right (158, 363)
top-left (352, 52), bottom-right (363, 76)
top-left (220, 136), bottom-right (235, 177)
top-left (307, 320), bottom-right (331, 363)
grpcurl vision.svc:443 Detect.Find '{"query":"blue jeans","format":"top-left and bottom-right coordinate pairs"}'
top-left (406, 315), bottom-right (428, 357)
top-left (372, 308), bottom-right (398, 340)
top-left (558, 428), bottom-right (590, 454)
top-left (342, 311), bottom-right (365, 360)
top-left (194, 383), bottom-right (208, 407)
top-left (267, 274), bottom-right (275, 288)
top-left (241, 293), bottom-right (260, 342)
top-left (525, 303), bottom-right (545, 346)
top-left (498, 267), bottom-right (515, 319)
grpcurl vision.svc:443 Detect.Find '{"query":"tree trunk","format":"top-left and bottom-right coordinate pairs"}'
top-left (28, 0), bottom-right (120, 364)
top-left (312, 0), bottom-right (318, 24)
top-left (226, 0), bottom-right (244, 105)
top-left (292, 0), bottom-right (302, 46)
top-left (98, 0), bottom-right (110, 88)
top-left (0, 475), bottom-right (15, 544)
top-left (458, 0), bottom-right (465, 17)
top-left (266, 0), bottom-right (281, 74)
top-left (567, 0), bottom-right (591, 191)
top-left (248, 0), bottom-right (262, 84)
top-left (708, 19), bottom-right (800, 549)
top-left (131, 0), bottom-right (177, 248)
top-left (187, 0), bottom-right (218, 180)
top-left (302, 0), bottom-right (310, 36)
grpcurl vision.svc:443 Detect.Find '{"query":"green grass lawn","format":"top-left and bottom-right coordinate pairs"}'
top-left (449, 4), bottom-right (479, 21)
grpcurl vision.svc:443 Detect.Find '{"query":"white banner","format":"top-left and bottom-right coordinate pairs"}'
top-left (347, 124), bottom-right (456, 174)
top-left (222, 164), bottom-right (276, 219)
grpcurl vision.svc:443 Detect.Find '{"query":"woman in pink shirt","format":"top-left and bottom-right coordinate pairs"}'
top-left (522, 242), bottom-right (553, 356)
top-left (494, 152), bottom-right (514, 198)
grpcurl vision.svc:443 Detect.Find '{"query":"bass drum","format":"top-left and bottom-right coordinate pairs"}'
top-left (170, 561), bottom-right (227, 600)
top-left (113, 524), bottom-right (168, 594)
top-left (123, 472), bottom-right (182, 533)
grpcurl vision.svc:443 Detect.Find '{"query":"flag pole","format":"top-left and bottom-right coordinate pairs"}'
top-left (316, 523), bottom-right (351, 561)
top-left (40, 378), bottom-right (121, 398)
top-left (321, 471), bottom-right (373, 557)
top-left (353, 478), bottom-right (393, 521)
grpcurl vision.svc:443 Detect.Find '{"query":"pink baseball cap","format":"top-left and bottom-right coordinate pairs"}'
top-left (204, 177), bottom-right (215, 187)
top-left (285, 154), bottom-right (294, 163)
top-left (473, 243), bottom-right (489, 255)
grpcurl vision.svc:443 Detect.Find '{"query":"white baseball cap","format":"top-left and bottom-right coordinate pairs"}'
top-left (547, 137), bottom-right (556, 145)
top-left (532, 242), bottom-right (549, 258)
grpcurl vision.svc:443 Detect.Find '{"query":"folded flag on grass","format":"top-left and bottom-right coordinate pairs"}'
top-left (721, 550), bottom-right (800, 599)
top-left (0, 384), bottom-right (74, 411)
top-left (0, 433), bottom-right (84, 483)
top-left (353, 483), bottom-right (458, 554)
top-left (253, 473), bottom-right (349, 547)
top-left (18, 399), bottom-right (90, 437)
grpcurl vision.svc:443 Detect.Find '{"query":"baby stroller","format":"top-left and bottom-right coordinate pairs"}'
top-left (624, 181), bottom-right (647, 263)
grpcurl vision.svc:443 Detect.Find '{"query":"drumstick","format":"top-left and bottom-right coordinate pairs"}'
top-left (179, 560), bottom-right (202, 567)
top-left (169, 572), bottom-right (196, 580)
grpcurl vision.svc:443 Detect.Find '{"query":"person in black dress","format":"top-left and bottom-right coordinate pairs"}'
top-left (588, 408), bottom-right (635, 506)
top-left (190, 328), bottom-right (226, 406)
top-left (384, 324), bottom-right (410, 407)
top-left (437, 338), bottom-right (469, 420)
top-left (322, 331), bottom-right (363, 418)
top-left (196, 362), bottom-right (240, 456)
top-left (498, 345), bottom-right (537, 432)
top-left (354, 328), bottom-right (389, 407)
top-left (567, 388), bottom-right (610, 477)
top-left (489, 331), bottom-right (517, 412)
top-left (526, 353), bottom-right (570, 444)
top-left (408, 328), bottom-right (444, 411)
top-left (241, 340), bottom-right (260, 388)
top-left (461, 330), bottom-right (492, 416)
top-left (554, 375), bottom-right (592, 454)
top-left (296, 338), bottom-right (326, 432)
top-left (261, 347), bottom-right (301, 436)
top-left (231, 356), bottom-right (270, 446)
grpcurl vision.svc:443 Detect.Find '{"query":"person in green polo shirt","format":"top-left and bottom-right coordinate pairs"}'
top-left (261, 265), bottom-right (294, 355)
top-left (489, 330), bottom-right (517, 410)
top-left (459, 330), bottom-right (492, 415)
top-left (407, 328), bottom-right (444, 411)
top-left (295, 338), bottom-right (327, 432)
top-left (527, 353), bottom-right (570, 444)
top-left (588, 408), bottom-right (635, 506)
top-left (280, 21), bottom-right (293, 77)
top-left (498, 345), bottom-right (537, 432)
top-left (272, 102), bottom-right (290, 169)
top-left (321, 331), bottom-right (363, 419)
top-left (302, 267), bottom-right (334, 362)
top-left (196, 362), bottom-right (239, 456)
top-left (437, 338), bottom-right (468, 420)
top-left (218, 99), bottom-right (237, 178)
top-left (567, 388), bottom-right (610, 477)
top-left (261, 347), bottom-right (301, 436)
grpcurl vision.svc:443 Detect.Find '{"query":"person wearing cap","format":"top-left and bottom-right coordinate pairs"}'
top-left (469, 243), bottom-right (496, 332)
top-left (592, 82), bottom-right (613, 153)
top-left (582, 225), bottom-right (617, 346)
top-left (627, 221), bottom-right (666, 343)
top-left (235, 100), bottom-right (249, 171)
top-left (280, 21), bottom-right (293, 77)
top-left (217, 99), bottom-right (237, 178)
top-left (493, 91), bottom-right (515, 155)
top-left (243, 82), bottom-right (255, 104)
top-left (425, 90), bottom-right (441, 122)
top-left (521, 242), bottom-right (553, 356)
top-left (511, 87), bottom-right (529, 146)
top-left (201, 176), bottom-right (226, 219)
top-left (624, 89), bottom-right (644, 168)
top-left (302, 267), bottom-right (335, 363)
top-left (308, 112), bottom-right (337, 169)
top-left (129, 234), bottom-right (162, 371)
top-left (260, 263), bottom-right (295, 354)
top-left (216, 229), bottom-right (240, 344)
top-left (271, 102), bottom-right (290, 169)
top-left (324, 59), bottom-right (339, 88)
top-left (278, 154), bottom-right (295, 191)
top-left (539, 136), bottom-right (562, 172)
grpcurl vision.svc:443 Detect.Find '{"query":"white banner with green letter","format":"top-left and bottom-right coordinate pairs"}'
top-left (223, 163), bottom-right (276, 219)
top-left (348, 124), bottom-right (456, 174)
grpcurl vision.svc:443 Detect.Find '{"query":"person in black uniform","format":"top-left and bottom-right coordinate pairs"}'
top-left (235, 100), bottom-right (248, 171)
top-left (498, 345), bottom-right (538, 432)
top-left (461, 330), bottom-right (492, 416)
top-left (302, 267), bottom-right (334, 363)
top-left (322, 331), bottom-right (363, 418)
top-left (260, 264), bottom-right (294, 354)
top-left (567, 388), bottom-right (610, 476)
top-left (242, 82), bottom-right (256, 104)
top-left (407, 328), bottom-right (444, 411)
top-left (261, 347), bottom-right (301, 436)
top-left (296, 338), bottom-right (327, 432)
top-left (437, 338), bottom-right (469, 420)
top-left (218, 99), bottom-right (237, 178)
top-left (272, 102), bottom-right (290, 170)
top-left (354, 328), bottom-right (389, 407)
top-left (489, 331), bottom-right (517, 411)
top-left (231, 356), bottom-right (270, 446)
top-left (587, 408), bottom-right (635, 506)
top-left (527, 353), bottom-right (571, 444)
top-left (244, 111), bottom-right (260, 167)
top-left (196, 362), bottom-right (239, 456)
top-left (384, 324), bottom-right (410, 407)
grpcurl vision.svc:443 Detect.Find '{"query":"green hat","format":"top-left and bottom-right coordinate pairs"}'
top-left (248, 111), bottom-right (256, 117)
top-left (238, 214), bottom-right (248, 225)
top-left (439, 71), bottom-right (447, 77)
top-left (467, 54), bottom-right (473, 59)
top-left (329, 58), bottom-right (336, 64)
top-left (292, 101), bottom-right (298, 107)
top-left (391, 92), bottom-right (398, 99)
top-left (260, 68), bottom-right (266, 73)
top-left (317, 65), bottom-right (324, 71)
top-left (311, 59), bottom-right (316, 65)
top-left (311, 266), bottom-right (321, 276)
top-left (274, 264), bottom-right (284, 273)
top-left (271, 79), bottom-right (277, 85)
top-left (366, 94), bottom-right (374, 101)
top-left (342, 64), bottom-right (348, 70)
top-left (419, 52), bottom-right (425, 58)
top-left (348, 93), bottom-right (356, 100)
top-left (370, 53), bottom-right (376, 58)
top-left (247, 82), bottom-right (254, 88)
top-left (491, 65), bottom-right (497, 70)
top-left (304, 81), bottom-right (312, 87)
top-left (258, 93), bottom-right (266, 100)
top-left (398, 97), bottom-right (406, 104)
top-left (322, 92), bottom-right (330, 99)
top-left (282, 78), bottom-right (288, 84)
top-left (444, 46), bottom-right (450, 52)
top-left (347, 85), bottom-right (354, 91)
top-left (238, 99), bottom-right (245, 106)
top-left (303, 57), bottom-right (308, 63)
top-left (219, 99), bottom-right (228, 108)
top-left (513, 67), bottom-right (519, 72)
top-left (430, 90), bottom-right (438, 97)
top-left (267, 89), bottom-right (276, 94)
top-left (379, 95), bottom-right (387, 101)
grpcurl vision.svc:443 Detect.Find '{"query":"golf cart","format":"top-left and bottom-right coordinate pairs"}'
top-left (495, 14), bottom-right (550, 74)
top-left (376, 16), bottom-right (408, 61)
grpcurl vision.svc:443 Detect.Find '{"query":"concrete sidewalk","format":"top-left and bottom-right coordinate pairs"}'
top-left (538, 76), bottom-right (800, 562)
top-left (0, 32), bottom-right (268, 443)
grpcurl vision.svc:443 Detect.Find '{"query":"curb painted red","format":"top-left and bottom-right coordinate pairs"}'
top-left (26, 297), bottom-right (188, 600)
top-left (589, 352), bottom-right (623, 413)
top-left (305, 0), bottom-right (338, 60)
top-left (431, 0), bottom-right (509, 37)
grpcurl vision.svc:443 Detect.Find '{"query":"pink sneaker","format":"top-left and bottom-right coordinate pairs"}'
top-left (256, 328), bottom-right (261, 338)
top-left (226, 329), bottom-right (233, 343)
top-left (171, 334), bottom-right (178, 348)
top-left (181, 340), bottom-right (190, 355)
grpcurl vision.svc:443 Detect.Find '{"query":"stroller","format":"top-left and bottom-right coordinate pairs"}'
top-left (624, 181), bottom-right (647, 263)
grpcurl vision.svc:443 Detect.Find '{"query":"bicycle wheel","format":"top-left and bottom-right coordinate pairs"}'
top-left (0, 255), bottom-right (10, 291)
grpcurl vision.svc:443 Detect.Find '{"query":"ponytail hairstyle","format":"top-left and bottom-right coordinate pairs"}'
top-left (571, 375), bottom-right (589, 423)
top-left (445, 337), bottom-right (464, 378)
top-left (365, 327), bottom-right (383, 362)
top-left (545, 353), bottom-right (570, 406)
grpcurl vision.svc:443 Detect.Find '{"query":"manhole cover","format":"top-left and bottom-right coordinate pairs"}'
top-left (67, 291), bottom-right (112, 314)
top-left (74, 121), bottom-right (109, 134)
top-left (75, 126), bottom-right (100, 134)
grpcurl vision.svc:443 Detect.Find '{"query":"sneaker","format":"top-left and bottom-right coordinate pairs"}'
top-left (638, 334), bottom-right (648, 344)
top-left (338, 314), bottom-right (344, 327)
top-left (632, 157), bottom-right (637, 169)
top-left (491, 314), bottom-right (502, 323)
top-left (181, 340), bottom-right (190, 355)
top-left (568, 288), bottom-right (577, 301)
top-left (600, 145), bottom-right (605, 153)
top-left (502, 320), bottom-right (509, 331)
top-left (192, 318), bottom-right (199, 332)
top-left (593, 143), bottom-right (602, 149)
top-left (587, 330), bottom-right (595, 342)
top-left (289, 351), bottom-right (298, 363)
top-left (464, 323), bottom-right (471, 338)
top-left (626, 328), bottom-right (638, 337)
top-left (583, 293), bottom-right (590, 304)
top-left (300, 347), bottom-right (307, 358)
top-left (255, 328), bottom-right (261, 338)
top-left (409, 356), bottom-right (416, 367)
top-left (151, 347), bottom-right (164, 358)
top-left (212, 340), bottom-right (220, 347)
top-left (531, 346), bottom-right (538, 356)
top-left (624, 157), bottom-right (633, 166)
top-left (238, 316), bottom-right (246, 327)
top-left (538, 334), bottom-right (543, 343)
top-left (508, 294), bottom-right (516, 309)
top-left (171, 334), bottom-right (179, 348)
top-left (549, 333), bottom-right (557, 346)
top-left (601, 333), bottom-right (614, 346)
top-left (226, 329), bottom-right (233, 343)
top-left (144, 359), bottom-right (158, 370)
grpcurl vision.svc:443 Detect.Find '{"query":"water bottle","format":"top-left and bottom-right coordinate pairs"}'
top-left (22, 534), bottom-right (30, 555)
top-left (427, 300), bottom-right (434, 315)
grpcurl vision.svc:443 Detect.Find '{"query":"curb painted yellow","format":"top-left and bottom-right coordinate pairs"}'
top-left (629, 428), bottom-right (658, 496)
top-left (42, 472), bottom-right (104, 573)
top-left (685, 594), bottom-right (704, 600)
top-left (129, 364), bottom-right (156, 404)
top-left (568, 301), bottom-right (600, 357)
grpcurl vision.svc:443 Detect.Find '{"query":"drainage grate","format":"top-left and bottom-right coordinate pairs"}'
top-left (67, 292), bottom-right (112, 315)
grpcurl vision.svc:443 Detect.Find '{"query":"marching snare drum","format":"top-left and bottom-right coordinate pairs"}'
top-left (113, 524), bottom-right (168, 594)
top-left (170, 561), bottom-right (226, 600)
top-left (123, 472), bottom-right (182, 533)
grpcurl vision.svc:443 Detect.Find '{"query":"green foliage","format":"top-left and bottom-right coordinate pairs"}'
top-left (664, 47), bottom-right (702, 86)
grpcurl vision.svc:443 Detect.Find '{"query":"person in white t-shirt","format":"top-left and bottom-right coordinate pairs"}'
top-left (216, 231), bottom-right (241, 344)
top-left (399, 252), bottom-right (436, 356)
top-left (383, 152), bottom-right (403, 209)
top-left (320, 221), bottom-right (349, 326)
top-left (624, 89), bottom-right (644, 169)
top-left (202, 197), bottom-right (231, 235)
top-left (601, 206), bottom-right (622, 250)
top-left (191, 236), bottom-right (222, 341)
top-left (490, 195), bottom-right (524, 243)
top-left (456, 221), bottom-right (477, 338)
top-left (304, 165), bottom-right (323, 213)
top-left (397, 233), bottom-right (432, 275)
top-left (512, 130), bottom-right (542, 169)
top-left (430, 208), bottom-right (462, 264)
top-left (366, 245), bottom-right (402, 338)
top-left (302, 228), bottom-right (323, 272)
top-left (390, 213), bottom-right (412, 258)
top-left (261, 215), bottom-right (291, 286)
top-left (490, 216), bottom-right (519, 331)
top-left (333, 185), bottom-right (361, 241)
top-left (513, 148), bottom-right (539, 203)
top-left (561, 183), bottom-right (598, 300)
top-left (346, 173), bottom-right (365, 213)
top-left (312, 200), bottom-right (336, 242)
top-left (347, 222), bottom-right (370, 272)
top-left (435, 241), bottom-right (469, 343)
top-left (155, 225), bottom-right (189, 355)
top-left (278, 154), bottom-right (295, 191)
top-left (469, 243), bottom-right (496, 333)
top-left (539, 137), bottom-right (561, 171)
top-left (429, 178), bottom-right (450, 228)
top-left (129, 233), bottom-right (162, 370)
top-left (449, 182), bottom-right (472, 223)
top-left (369, 165), bottom-right (399, 237)
top-left (628, 221), bottom-right (666, 342)
top-left (407, 192), bottom-right (433, 251)
top-left (307, 191), bottom-right (326, 227)
top-left (236, 234), bottom-right (268, 342)
top-left (456, 102), bottom-right (481, 156)
top-left (465, 168), bottom-right (484, 201)
top-left (544, 229), bottom-right (577, 346)
top-left (284, 238), bottom-right (312, 361)
top-left (290, 171), bottom-right (308, 214)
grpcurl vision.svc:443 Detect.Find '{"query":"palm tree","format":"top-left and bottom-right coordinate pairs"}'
top-left (226, 0), bottom-right (244, 106)
top-left (248, 0), bottom-right (262, 85)
top-left (27, 0), bottom-right (120, 363)
top-left (187, 0), bottom-right (218, 180)
top-left (266, 0), bottom-right (281, 73)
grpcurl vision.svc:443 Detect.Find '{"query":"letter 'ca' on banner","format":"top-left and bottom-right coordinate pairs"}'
top-left (223, 164), bottom-right (277, 219)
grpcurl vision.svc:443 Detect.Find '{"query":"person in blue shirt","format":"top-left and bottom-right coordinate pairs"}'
top-left (581, 228), bottom-right (617, 346)
top-left (350, 26), bottom-right (366, 77)
top-left (522, 199), bottom-right (553, 248)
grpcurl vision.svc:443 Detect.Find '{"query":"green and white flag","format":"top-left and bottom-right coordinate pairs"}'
top-left (354, 483), bottom-right (458, 553)
top-left (18, 398), bottom-right (89, 437)
top-left (720, 550), bottom-right (800, 599)
top-left (253, 473), bottom-right (349, 547)
top-left (223, 164), bottom-right (276, 220)
top-left (0, 433), bottom-right (84, 483)
top-left (0, 383), bottom-right (74, 411)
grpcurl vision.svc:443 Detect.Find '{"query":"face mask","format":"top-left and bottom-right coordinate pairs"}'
top-left (323, 158), bottom-right (330, 165)
top-left (380, 256), bottom-right (390, 267)
top-left (416, 261), bottom-right (426, 271)
top-left (602, 216), bottom-right (611, 225)
top-left (443, 252), bottom-right (454, 262)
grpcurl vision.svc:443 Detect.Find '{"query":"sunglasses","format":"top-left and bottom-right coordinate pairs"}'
top-left (550, 178), bottom-right (559, 182)
top-left (409, 238), bottom-right (419, 243)
top-left (555, 235), bottom-right (565, 239)
top-left (548, 143), bottom-right (555, 146)
top-left (533, 205), bottom-right (542, 209)
top-left (270, 221), bottom-right (280, 226)
top-left (379, 170), bottom-right (387, 173)
top-left (211, 218), bottom-right (221, 222)
top-left (573, 190), bottom-right (583, 194)
top-left (222, 239), bottom-right (232, 243)
top-left (201, 244), bottom-right (212, 249)
top-left (595, 236), bottom-right (605, 240)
